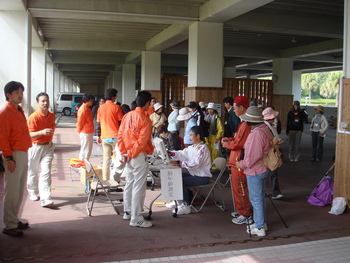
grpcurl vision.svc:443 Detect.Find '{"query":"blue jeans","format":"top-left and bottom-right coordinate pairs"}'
top-left (181, 172), bottom-right (210, 203)
top-left (246, 171), bottom-right (269, 229)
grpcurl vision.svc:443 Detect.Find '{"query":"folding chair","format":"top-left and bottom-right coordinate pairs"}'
top-left (85, 159), bottom-right (121, 216)
top-left (190, 157), bottom-right (227, 212)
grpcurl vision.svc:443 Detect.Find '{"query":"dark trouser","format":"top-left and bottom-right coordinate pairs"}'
top-left (268, 169), bottom-right (281, 197)
top-left (182, 172), bottom-right (210, 203)
top-left (312, 131), bottom-right (324, 161)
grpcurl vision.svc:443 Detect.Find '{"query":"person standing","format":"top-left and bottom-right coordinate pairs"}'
top-left (286, 100), bottom-right (307, 162)
top-left (96, 89), bottom-right (123, 180)
top-left (223, 96), bottom-right (241, 137)
top-left (150, 102), bottom-right (167, 136)
top-left (221, 96), bottom-right (253, 225)
top-left (262, 107), bottom-right (283, 199)
top-left (27, 92), bottom-right (56, 208)
top-left (118, 91), bottom-right (154, 228)
top-left (184, 101), bottom-right (200, 147)
top-left (167, 100), bottom-right (180, 134)
top-left (76, 93), bottom-right (95, 161)
top-left (92, 96), bottom-right (105, 136)
top-left (236, 106), bottom-right (273, 237)
top-left (205, 102), bottom-right (224, 162)
top-left (0, 81), bottom-right (32, 237)
top-left (310, 105), bottom-right (329, 162)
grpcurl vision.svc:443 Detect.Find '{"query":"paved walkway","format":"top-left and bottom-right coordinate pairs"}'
top-left (113, 236), bottom-right (350, 263)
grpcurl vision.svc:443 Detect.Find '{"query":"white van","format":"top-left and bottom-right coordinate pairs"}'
top-left (55, 93), bottom-right (83, 115)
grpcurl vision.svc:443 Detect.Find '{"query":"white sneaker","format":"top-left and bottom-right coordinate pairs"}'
top-left (129, 220), bottom-right (153, 228)
top-left (172, 204), bottom-right (191, 215)
top-left (247, 223), bottom-right (268, 232)
top-left (165, 201), bottom-right (176, 209)
top-left (123, 212), bottom-right (131, 220)
top-left (41, 199), bottom-right (54, 207)
top-left (231, 211), bottom-right (240, 218)
top-left (249, 227), bottom-right (266, 237)
top-left (232, 215), bottom-right (253, 224)
top-left (272, 194), bottom-right (284, 200)
top-left (29, 195), bottom-right (39, 201)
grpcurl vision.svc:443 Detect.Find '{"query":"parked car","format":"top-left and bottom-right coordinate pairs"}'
top-left (55, 93), bottom-right (82, 116)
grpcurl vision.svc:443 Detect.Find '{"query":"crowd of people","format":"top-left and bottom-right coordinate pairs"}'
top-left (0, 80), bottom-right (330, 237)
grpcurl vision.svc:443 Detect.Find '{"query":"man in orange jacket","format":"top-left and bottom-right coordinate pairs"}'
top-left (27, 92), bottom-right (56, 208)
top-left (96, 89), bottom-right (123, 180)
top-left (221, 96), bottom-right (253, 225)
top-left (0, 81), bottom-right (32, 237)
top-left (118, 91), bottom-right (154, 228)
top-left (76, 94), bottom-right (95, 161)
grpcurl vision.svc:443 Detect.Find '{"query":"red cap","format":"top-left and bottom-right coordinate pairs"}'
top-left (234, 96), bottom-right (250, 109)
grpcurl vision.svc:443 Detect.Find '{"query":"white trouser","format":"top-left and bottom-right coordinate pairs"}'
top-left (27, 142), bottom-right (55, 200)
top-left (3, 150), bottom-right (28, 229)
top-left (123, 153), bottom-right (149, 224)
top-left (79, 133), bottom-right (93, 161)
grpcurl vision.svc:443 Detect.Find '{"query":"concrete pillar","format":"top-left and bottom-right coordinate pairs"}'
top-left (113, 71), bottom-right (122, 103)
top-left (293, 70), bottom-right (302, 102)
top-left (0, 10), bottom-right (32, 113)
top-left (122, 64), bottom-right (137, 106)
top-left (272, 58), bottom-right (293, 95)
top-left (141, 51), bottom-right (161, 90)
top-left (188, 22), bottom-right (223, 87)
top-left (46, 58), bottom-right (54, 111)
top-left (31, 47), bottom-right (47, 112)
top-left (223, 67), bottom-right (236, 78)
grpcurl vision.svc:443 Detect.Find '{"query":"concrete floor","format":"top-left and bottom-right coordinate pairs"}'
top-left (0, 115), bottom-right (349, 263)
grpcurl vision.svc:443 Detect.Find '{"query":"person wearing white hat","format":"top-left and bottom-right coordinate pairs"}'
top-left (149, 102), bottom-right (167, 136)
top-left (205, 102), bottom-right (224, 162)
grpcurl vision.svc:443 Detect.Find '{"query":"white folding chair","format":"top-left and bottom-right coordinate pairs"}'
top-left (85, 159), bottom-right (121, 216)
top-left (190, 157), bottom-right (227, 212)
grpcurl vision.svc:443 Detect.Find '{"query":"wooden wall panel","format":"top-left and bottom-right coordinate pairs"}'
top-left (272, 94), bottom-right (294, 129)
top-left (334, 78), bottom-right (350, 211)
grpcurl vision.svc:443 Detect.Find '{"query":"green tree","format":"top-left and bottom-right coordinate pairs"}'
top-left (320, 71), bottom-right (342, 105)
top-left (301, 73), bottom-right (318, 101)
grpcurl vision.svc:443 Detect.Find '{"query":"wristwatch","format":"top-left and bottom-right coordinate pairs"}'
top-left (6, 155), bottom-right (14, 162)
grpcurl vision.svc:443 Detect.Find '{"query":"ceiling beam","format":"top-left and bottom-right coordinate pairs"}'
top-left (225, 11), bottom-right (343, 39)
top-left (48, 39), bottom-right (145, 52)
top-left (200, 0), bottom-right (274, 22)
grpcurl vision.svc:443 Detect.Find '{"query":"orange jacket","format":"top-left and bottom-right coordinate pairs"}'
top-left (118, 107), bottom-right (154, 158)
top-left (145, 105), bottom-right (154, 116)
top-left (223, 121), bottom-right (251, 167)
top-left (76, 103), bottom-right (94, 134)
top-left (97, 100), bottom-right (123, 139)
top-left (0, 102), bottom-right (32, 157)
top-left (28, 110), bottom-right (56, 143)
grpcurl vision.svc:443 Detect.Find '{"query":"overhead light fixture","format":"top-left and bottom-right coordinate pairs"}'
top-left (38, 27), bottom-right (43, 36)
top-left (292, 37), bottom-right (296, 43)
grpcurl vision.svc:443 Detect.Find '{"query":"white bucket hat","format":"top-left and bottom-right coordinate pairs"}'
top-left (206, 102), bottom-right (216, 111)
top-left (177, 107), bottom-right (192, 121)
top-left (154, 102), bottom-right (163, 111)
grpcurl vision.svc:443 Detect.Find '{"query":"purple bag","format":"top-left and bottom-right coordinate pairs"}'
top-left (307, 176), bottom-right (334, 206)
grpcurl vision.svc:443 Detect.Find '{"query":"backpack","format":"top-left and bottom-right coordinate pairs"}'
top-left (191, 113), bottom-right (210, 137)
top-left (260, 129), bottom-right (282, 171)
top-left (198, 114), bottom-right (210, 137)
top-left (262, 145), bottom-right (282, 171)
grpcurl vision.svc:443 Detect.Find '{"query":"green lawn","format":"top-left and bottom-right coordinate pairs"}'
top-left (300, 98), bottom-right (337, 106)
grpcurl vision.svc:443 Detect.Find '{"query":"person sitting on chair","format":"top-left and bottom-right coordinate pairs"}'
top-left (167, 126), bottom-right (212, 215)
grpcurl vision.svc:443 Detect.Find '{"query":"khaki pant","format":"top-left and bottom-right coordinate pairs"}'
top-left (2, 150), bottom-right (28, 229)
top-left (102, 139), bottom-right (116, 180)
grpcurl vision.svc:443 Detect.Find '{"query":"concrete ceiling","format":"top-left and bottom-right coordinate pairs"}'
top-left (4, 0), bottom-right (345, 86)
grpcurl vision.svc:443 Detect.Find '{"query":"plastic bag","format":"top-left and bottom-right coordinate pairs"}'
top-left (329, 197), bottom-right (347, 215)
